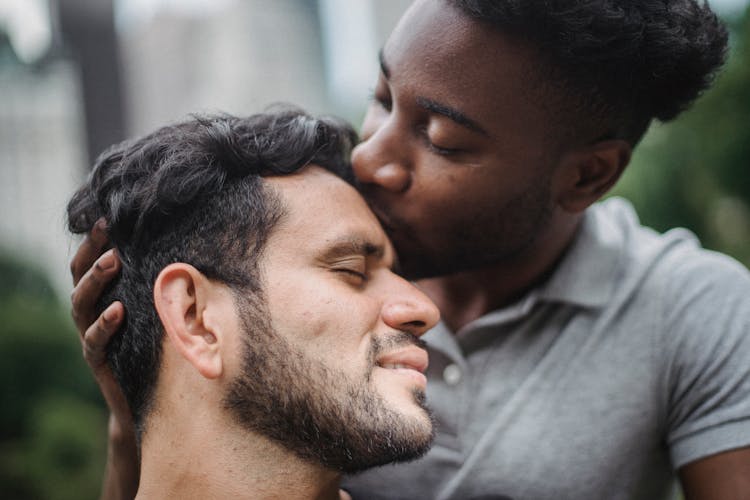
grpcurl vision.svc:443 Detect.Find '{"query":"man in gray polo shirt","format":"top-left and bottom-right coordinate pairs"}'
top-left (70, 0), bottom-right (750, 499)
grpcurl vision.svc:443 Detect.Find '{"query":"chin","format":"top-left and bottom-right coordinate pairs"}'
top-left (376, 380), bottom-right (429, 414)
top-left (387, 387), bottom-right (435, 435)
top-left (326, 384), bottom-right (436, 475)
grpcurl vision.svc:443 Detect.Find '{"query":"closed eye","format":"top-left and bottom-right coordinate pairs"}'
top-left (417, 125), bottom-right (462, 156)
top-left (373, 92), bottom-right (392, 112)
top-left (371, 73), bottom-right (392, 112)
top-left (334, 268), bottom-right (368, 286)
top-left (424, 139), bottom-right (461, 156)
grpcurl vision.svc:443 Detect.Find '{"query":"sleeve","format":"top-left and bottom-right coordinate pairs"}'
top-left (661, 248), bottom-right (750, 469)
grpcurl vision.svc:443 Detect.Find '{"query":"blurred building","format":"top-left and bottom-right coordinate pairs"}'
top-left (120, 1), bottom-right (329, 134)
top-left (119, 0), bottom-right (411, 134)
top-left (0, 60), bottom-right (86, 292)
top-left (0, 0), bottom-right (87, 292)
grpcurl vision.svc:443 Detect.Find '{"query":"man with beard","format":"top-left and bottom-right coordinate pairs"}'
top-left (70, 1), bottom-right (750, 499)
top-left (66, 109), bottom-right (439, 499)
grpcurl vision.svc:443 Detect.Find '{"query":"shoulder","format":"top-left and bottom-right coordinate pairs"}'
top-left (589, 198), bottom-right (750, 371)
top-left (648, 231), bottom-right (750, 329)
top-left (593, 197), bottom-right (750, 310)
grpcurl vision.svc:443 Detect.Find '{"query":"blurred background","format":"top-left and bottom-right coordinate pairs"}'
top-left (0, 0), bottom-right (748, 498)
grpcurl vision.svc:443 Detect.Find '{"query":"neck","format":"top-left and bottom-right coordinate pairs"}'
top-left (418, 213), bottom-right (582, 332)
top-left (135, 410), bottom-right (341, 500)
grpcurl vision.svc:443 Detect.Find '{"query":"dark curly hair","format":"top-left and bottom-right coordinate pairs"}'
top-left (67, 107), bottom-right (358, 437)
top-left (449, 0), bottom-right (729, 145)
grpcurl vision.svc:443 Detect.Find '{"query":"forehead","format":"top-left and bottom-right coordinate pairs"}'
top-left (264, 166), bottom-right (393, 255)
top-left (385, 0), bottom-right (553, 145)
top-left (388, 0), bottom-right (534, 84)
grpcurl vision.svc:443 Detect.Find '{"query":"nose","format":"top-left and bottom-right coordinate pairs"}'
top-left (351, 125), bottom-right (412, 193)
top-left (381, 280), bottom-right (440, 337)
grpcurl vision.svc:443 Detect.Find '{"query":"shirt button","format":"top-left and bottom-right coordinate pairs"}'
top-left (443, 364), bottom-right (462, 385)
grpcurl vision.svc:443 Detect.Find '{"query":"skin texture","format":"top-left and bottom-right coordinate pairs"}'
top-left (679, 448), bottom-right (750, 500)
top-left (68, 1), bottom-right (749, 498)
top-left (128, 166), bottom-right (440, 499)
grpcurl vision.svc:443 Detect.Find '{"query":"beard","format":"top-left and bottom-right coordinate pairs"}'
top-left (222, 298), bottom-right (434, 474)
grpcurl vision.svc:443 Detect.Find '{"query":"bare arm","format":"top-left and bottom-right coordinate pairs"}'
top-left (70, 221), bottom-right (139, 500)
top-left (679, 447), bottom-right (750, 500)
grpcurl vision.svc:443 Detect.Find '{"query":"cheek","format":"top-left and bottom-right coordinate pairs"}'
top-left (411, 170), bottom-right (475, 214)
top-left (417, 162), bottom-right (512, 208)
top-left (269, 286), bottom-right (379, 369)
top-left (404, 172), bottom-right (504, 236)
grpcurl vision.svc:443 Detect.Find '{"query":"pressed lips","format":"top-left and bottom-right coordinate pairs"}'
top-left (376, 346), bottom-right (429, 389)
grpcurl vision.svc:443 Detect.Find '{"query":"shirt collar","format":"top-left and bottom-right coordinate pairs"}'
top-left (535, 198), bottom-right (632, 308)
top-left (462, 199), bottom-right (632, 332)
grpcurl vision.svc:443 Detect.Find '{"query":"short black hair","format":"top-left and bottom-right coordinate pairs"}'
top-left (67, 108), bottom-right (358, 437)
top-left (449, 0), bottom-right (729, 145)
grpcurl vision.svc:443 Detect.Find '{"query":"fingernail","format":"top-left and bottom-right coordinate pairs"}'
top-left (99, 250), bottom-right (115, 270)
top-left (103, 306), bottom-right (118, 323)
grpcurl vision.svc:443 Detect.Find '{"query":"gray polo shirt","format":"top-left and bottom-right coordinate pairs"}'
top-left (344, 197), bottom-right (750, 500)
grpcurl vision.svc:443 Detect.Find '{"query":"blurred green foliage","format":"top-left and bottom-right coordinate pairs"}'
top-left (0, 251), bottom-right (106, 500)
top-left (613, 7), bottom-right (750, 264)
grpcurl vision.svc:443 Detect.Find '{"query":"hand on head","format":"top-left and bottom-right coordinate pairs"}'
top-left (69, 217), bottom-right (138, 491)
top-left (70, 218), bottom-right (128, 417)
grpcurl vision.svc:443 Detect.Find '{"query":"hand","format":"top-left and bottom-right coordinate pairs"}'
top-left (70, 219), bottom-right (139, 499)
top-left (70, 219), bottom-right (131, 425)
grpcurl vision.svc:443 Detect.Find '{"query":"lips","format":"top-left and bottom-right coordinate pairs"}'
top-left (365, 202), bottom-right (396, 231)
top-left (360, 189), bottom-right (399, 227)
top-left (376, 346), bottom-right (429, 374)
top-left (363, 198), bottom-right (418, 251)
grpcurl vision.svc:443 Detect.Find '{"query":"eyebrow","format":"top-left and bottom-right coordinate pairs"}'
top-left (416, 97), bottom-right (490, 137)
top-left (322, 238), bottom-right (385, 262)
top-left (378, 49), bottom-right (489, 137)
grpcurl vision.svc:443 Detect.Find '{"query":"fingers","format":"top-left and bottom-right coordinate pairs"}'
top-left (82, 301), bottom-right (124, 369)
top-left (70, 218), bottom-right (110, 286)
top-left (70, 248), bottom-right (121, 334)
top-left (83, 302), bottom-right (135, 428)
top-left (69, 223), bottom-right (134, 440)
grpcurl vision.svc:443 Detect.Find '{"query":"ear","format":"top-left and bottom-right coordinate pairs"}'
top-left (153, 263), bottom-right (224, 379)
top-left (555, 139), bottom-right (631, 213)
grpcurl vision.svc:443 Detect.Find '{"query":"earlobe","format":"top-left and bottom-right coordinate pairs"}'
top-left (154, 264), bottom-right (224, 379)
top-left (557, 139), bottom-right (631, 213)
